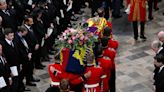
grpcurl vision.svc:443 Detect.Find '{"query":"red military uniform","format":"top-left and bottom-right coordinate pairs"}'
top-left (60, 48), bottom-right (70, 70)
top-left (107, 39), bottom-right (119, 50)
top-left (58, 71), bottom-right (84, 85)
top-left (83, 65), bottom-right (105, 92)
top-left (97, 56), bottom-right (114, 92)
top-left (103, 47), bottom-right (116, 61)
top-left (49, 64), bottom-right (85, 91)
top-left (48, 63), bottom-right (62, 87)
top-left (128, 0), bottom-right (147, 22)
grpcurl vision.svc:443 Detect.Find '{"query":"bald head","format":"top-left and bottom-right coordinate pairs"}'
top-left (151, 40), bottom-right (161, 53)
top-left (158, 31), bottom-right (164, 42)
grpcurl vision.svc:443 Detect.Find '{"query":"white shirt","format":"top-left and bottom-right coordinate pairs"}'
top-left (5, 38), bottom-right (13, 46)
top-left (2, 9), bottom-right (10, 16)
top-left (24, 24), bottom-right (31, 30)
top-left (18, 33), bottom-right (29, 49)
top-left (0, 56), bottom-right (5, 64)
top-left (28, 0), bottom-right (33, 5)
top-left (159, 65), bottom-right (164, 73)
top-left (157, 47), bottom-right (163, 54)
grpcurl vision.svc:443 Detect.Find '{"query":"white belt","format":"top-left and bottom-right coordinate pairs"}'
top-left (51, 81), bottom-right (60, 86)
top-left (101, 75), bottom-right (107, 79)
top-left (84, 83), bottom-right (99, 88)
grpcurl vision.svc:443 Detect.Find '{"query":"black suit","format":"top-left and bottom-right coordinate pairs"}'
top-left (24, 24), bottom-right (43, 68)
top-left (0, 39), bottom-right (20, 92)
top-left (33, 20), bottom-right (46, 45)
top-left (23, 24), bottom-right (38, 70)
top-left (154, 67), bottom-right (164, 92)
top-left (14, 33), bottom-right (30, 64)
top-left (0, 56), bottom-right (11, 92)
top-left (158, 44), bottom-right (164, 55)
top-left (12, 0), bottom-right (26, 26)
top-left (23, 24), bottom-right (38, 52)
top-left (0, 9), bottom-right (18, 32)
top-left (14, 33), bottom-right (33, 88)
top-left (112, 0), bottom-right (121, 17)
top-left (0, 28), bottom-right (5, 41)
top-left (90, 0), bottom-right (103, 17)
top-left (103, 0), bottom-right (112, 20)
top-left (0, 40), bottom-right (20, 67)
top-left (33, 19), bottom-right (48, 58)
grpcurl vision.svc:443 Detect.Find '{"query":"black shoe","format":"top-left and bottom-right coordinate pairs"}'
top-left (134, 37), bottom-right (138, 41)
top-left (26, 82), bottom-right (36, 86)
top-left (24, 87), bottom-right (31, 91)
top-left (31, 78), bottom-right (40, 82)
top-left (163, 13), bottom-right (164, 15)
top-left (140, 36), bottom-right (147, 40)
top-left (148, 16), bottom-right (154, 20)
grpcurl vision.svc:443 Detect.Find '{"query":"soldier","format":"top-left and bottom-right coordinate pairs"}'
top-left (83, 53), bottom-right (105, 92)
top-left (128, 0), bottom-right (147, 41)
top-left (96, 45), bottom-right (114, 92)
top-left (48, 56), bottom-right (62, 90)
top-left (103, 27), bottom-right (119, 50)
top-left (49, 54), bottom-right (91, 92)
top-left (101, 37), bottom-right (116, 61)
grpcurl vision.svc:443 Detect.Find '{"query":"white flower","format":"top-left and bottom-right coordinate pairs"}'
top-left (64, 36), bottom-right (67, 40)
top-left (59, 37), bottom-right (64, 41)
top-left (63, 33), bottom-right (66, 36)
top-left (69, 28), bottom-right (77, 33)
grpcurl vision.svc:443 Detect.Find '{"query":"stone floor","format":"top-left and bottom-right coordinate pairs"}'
top-left (29, 1), bottom-right (164, 92)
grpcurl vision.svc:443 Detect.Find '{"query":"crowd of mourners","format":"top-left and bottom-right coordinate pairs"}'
top-left (0, 0), bottom-right (87, 91)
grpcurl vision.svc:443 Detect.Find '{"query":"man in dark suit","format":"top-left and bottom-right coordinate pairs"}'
top-left (102, 0), bottom-right (112, 20)
top-left (0, 16), bottom-right (5, 41)
top-left (0, 28), bottom-right (20, 92)
top-left (23, 16), bottom-right (40, 86)
top-left (112, 0), bottom-right (122, 18)
top-left (14, 26), bottom-right (31, 91)
top-left (90, 0), bottom-right (103, 17)
top-left (148, 0), bottom-right (159, 20)
top-left (32, 8), bottom-right (47, 66)
top-left (0, 0), bottom-right (18, 32)
top-left (154, 54), bottom-right (164, 92)
top-left (0, 44), bottom-right (12, 92)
